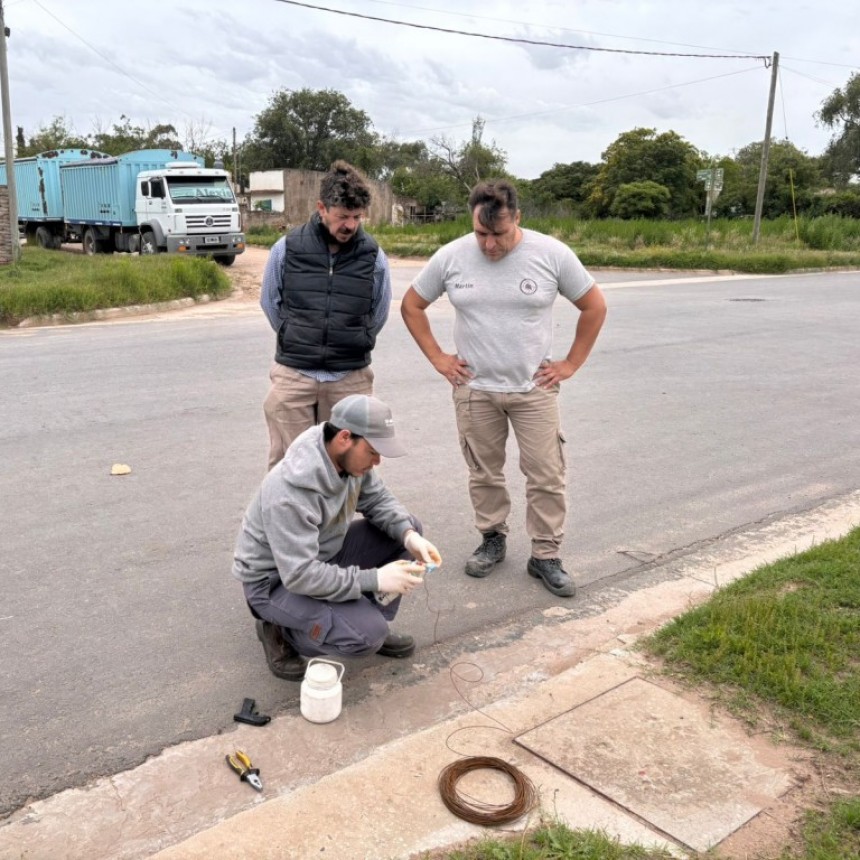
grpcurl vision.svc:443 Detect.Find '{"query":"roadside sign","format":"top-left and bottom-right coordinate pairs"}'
top-left (697, 168), bottom-right (724, 193)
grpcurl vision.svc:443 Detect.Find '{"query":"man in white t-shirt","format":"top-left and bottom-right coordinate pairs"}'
top-left (401, 180), bottom-right (607, 597)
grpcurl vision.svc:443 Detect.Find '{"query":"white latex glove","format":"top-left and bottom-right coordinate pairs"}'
top-left (377, 559), bottom-right (425, 597)
top-left (403, 531), bottom-right (443, 567)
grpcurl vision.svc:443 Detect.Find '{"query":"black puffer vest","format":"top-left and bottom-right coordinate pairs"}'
top-left (275, 213), bottom-right (379, 371)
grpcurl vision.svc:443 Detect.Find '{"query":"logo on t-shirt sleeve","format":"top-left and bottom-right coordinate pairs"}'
top-left (520, 279), bottom-right (538, 295)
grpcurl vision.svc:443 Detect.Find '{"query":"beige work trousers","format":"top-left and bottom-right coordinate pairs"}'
top-left (453, 385), bottom-right (567, 559)
top-left (263, 363), bottom-right (374, 470)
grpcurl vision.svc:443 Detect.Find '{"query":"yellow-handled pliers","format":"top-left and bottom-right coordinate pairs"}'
top-left (226, 750), bottom-right (263, 791)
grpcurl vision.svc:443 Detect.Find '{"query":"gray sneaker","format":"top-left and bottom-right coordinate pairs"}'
top-left (527, 557), bottom-right (576, 598)
top-left (465, 531), bottom-right (507, 578)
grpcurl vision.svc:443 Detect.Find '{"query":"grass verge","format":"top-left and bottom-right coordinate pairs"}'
top-left (418, 527), bottom-right (860, 859)
top-left (0, 248), bottom-right (233, 327)
top-left (245, 215), bottom-right (860, 273)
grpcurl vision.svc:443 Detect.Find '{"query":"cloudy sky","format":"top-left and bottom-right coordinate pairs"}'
top-left (4, 0), bottom-right (858, 178)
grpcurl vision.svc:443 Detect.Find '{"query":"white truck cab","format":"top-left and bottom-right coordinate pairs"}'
top-left (136, 162), bottom-right (245, 265)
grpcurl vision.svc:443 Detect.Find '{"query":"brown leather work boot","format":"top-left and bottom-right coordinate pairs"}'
top-left (255, 620), bottom-right (307, 681)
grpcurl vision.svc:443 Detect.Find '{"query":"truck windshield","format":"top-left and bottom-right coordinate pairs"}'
top-left (166, 176), bottom-right (236, 203)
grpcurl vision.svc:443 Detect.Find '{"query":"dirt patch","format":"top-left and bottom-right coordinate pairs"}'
top-left (224, 245), bottom-right (269, 302)
top-left (224, 245), bottom-right (426, 304)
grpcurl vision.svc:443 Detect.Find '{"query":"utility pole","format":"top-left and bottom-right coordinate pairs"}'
top-left (232, 127), bottom-right (237, 187)
top-left (752, 51), bottom-right (779, 245)
top-left (0, 0), bottom-right (20, 261)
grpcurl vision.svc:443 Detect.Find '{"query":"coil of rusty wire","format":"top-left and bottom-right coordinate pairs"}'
top-left (437, 756), bottom-right (537, 825)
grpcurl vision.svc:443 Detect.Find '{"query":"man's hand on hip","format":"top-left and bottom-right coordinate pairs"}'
top-left (533, 358), bottom-right (576, 389)
top-left (431, 352), bottom-right (474, 388)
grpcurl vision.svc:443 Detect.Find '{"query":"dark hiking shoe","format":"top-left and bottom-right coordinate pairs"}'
top-left (377, 632), bottom-right (415, 658)
top-left (464, 531), bottom-right (507, 578)
top-left (527, 557), bottom-right (576, 598)
top-left (255, 620), bottom-right (307, 681)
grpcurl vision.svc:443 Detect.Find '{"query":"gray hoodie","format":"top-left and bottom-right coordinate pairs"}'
top-left (232, 425), bottom-right (413, 602)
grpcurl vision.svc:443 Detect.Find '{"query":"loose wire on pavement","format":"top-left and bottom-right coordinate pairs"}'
top-left (419, 575), bottom-right (539, 826)
top-left (438, 755), bottom-right (537, 825)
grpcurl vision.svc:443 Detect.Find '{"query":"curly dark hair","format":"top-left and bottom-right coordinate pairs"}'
top-left (468, 180), bottom-right (519, 229)
top-left (319, 160), bottom-right (372, 210)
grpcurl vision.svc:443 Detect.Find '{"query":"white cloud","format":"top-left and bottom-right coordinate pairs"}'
top-left (4, 0), bottom-right (858, 178)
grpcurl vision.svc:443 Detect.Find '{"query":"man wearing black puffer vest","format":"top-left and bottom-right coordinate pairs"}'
top-left (260, 161), bottom-right (393, 470)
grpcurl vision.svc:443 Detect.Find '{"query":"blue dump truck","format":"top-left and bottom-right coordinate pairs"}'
top-left (0, 148), bottom-right (245, 265)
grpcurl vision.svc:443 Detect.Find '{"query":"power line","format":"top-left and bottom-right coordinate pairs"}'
top-left (395, 65), bottom-right (764, 138)
top-left (361, 0), bottom-right (774, 58)
top-left (272, 0), bottom-right (770, 61)
top-left (30, 0), bottom-right (191, 122)
top-left (780, 63), bottom-right (842, 89)
top-left (780, 56), bottom-right (860, 71)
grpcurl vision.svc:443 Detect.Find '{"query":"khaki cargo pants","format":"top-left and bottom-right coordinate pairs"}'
top-left (263, 363), bottom-right (374, 470)
top-left (453, 385), bottom-right (566, 559)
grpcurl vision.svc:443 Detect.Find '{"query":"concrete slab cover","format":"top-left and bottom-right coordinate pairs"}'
top-left (515, 676), bottom-right (793, 852)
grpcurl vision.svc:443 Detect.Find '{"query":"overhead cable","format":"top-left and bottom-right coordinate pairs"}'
top-left (273, 0), bottom-right (770, 62)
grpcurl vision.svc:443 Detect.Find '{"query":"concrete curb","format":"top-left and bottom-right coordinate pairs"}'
top-left (2, 491), bottom-right (857, 860)
top-left (15, 295), bottom-right (217, 329)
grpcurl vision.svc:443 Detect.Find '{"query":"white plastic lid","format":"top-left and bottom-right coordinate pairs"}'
top-left (305, 660), bottom-right (339, 690)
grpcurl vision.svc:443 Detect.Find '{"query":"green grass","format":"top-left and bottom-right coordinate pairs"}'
top-left (0, 248), bottom-right (233, 326)
top-left (645, 527), bottom-right (860, 745)
top-left (243, 223), bottom-right (283, 248)
top-left (426, 823), bottom-right (675, 859)
top-left (245, 214), bottom-right (860, 273)
top-left (796, 797), bottom-right (860, 859)
top-left (427, 529), bottom-right (860, 859)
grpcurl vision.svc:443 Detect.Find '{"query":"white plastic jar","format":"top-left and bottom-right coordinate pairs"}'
top-left (300, 658), bottom-right (345, 723)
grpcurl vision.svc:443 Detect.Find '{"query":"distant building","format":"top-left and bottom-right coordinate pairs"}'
top-left (248, 168), bottom-right (406, 226)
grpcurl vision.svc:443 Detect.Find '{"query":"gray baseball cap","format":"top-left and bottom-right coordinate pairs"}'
top-left (330, 394), bottom-right (407, 458)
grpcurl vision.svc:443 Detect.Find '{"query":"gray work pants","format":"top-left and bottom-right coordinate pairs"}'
top-left (243, 516), bottom-right (420, 658)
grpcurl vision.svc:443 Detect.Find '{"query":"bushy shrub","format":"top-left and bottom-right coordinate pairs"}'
top-left (609, 181), bottom-right (672, 219)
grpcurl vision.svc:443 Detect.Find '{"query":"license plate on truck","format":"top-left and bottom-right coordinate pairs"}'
top-left (204, 236), bottom-right (220, 244)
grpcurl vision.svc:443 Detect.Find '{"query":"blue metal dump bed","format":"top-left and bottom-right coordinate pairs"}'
top-left (0, 149), bottom-right (108, 220)
top-left (59, 149), bottom-right (204, 226)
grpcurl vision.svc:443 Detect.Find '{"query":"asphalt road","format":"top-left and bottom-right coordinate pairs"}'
top-left (1, 266), bottom-right (858, 817)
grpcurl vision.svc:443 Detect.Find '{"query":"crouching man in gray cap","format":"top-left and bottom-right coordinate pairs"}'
top-left (232, 394), bottom-right (442, 680)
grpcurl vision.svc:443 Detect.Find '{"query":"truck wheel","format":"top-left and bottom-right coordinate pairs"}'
top-left (36, 226), bottom-right (54, 249)
top-left (140, 230), bottom-right (159, 255)
top-left (213, 254), bottom-right (235, 267)
top-left (82, 228), bottom-right (103, 256)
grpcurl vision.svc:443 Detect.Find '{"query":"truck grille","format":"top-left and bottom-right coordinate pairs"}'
top-left (186, 214), bottom-right (233, 231)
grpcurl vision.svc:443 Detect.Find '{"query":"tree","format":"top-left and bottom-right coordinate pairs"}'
top-left (367, 138), bottom-right (430, 181)
top-left (16, 116), bottom-right (89, 157)
top-left (428, 117), bottom-right (507, 195)
top-left (713, 139), bottom-right (820, 218)
top-left (816, 72), bottom-right (860, 186)
top-left (588, 128), bottom-right (703, 218)
top-left (610, 181), bottom-right (671, 218)
top-left (390, 162), bottom-right (460, 211)
top-left (91, 115), bottom-right (182, 155)
top-left (242, 88), bottom-right (379, 174)
top-left (531, 161), bottom-right (599, 205)
top-left (183, 119), bottom-right (230, 169)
